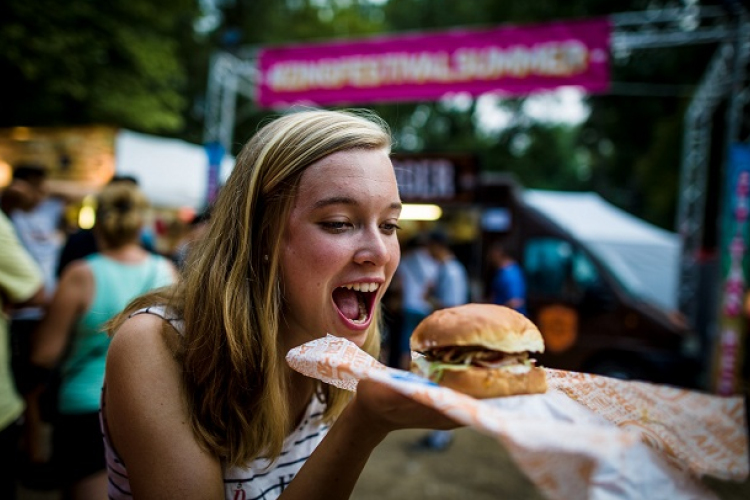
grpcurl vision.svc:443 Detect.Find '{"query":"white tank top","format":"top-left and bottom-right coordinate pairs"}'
top-left (100, 306), bottom-right (330, 499)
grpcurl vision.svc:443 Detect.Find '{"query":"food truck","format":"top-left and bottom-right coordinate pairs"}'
top-left (392, 153), bottom-right (699, 388)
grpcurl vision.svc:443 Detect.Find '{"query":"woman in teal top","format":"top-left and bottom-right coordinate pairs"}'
top-left (31, 181), bottom-right (177, 500)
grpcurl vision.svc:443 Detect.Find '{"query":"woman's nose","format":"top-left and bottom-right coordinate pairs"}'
top-left (354, 227), bottom-right (391, 266)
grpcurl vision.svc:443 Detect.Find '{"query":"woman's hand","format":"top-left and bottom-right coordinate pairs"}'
top-left (348, 378), bottom-right (460, 438)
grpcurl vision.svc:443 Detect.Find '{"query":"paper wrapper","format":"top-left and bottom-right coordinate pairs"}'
top-left (286, 335), bottom-right (749, 500)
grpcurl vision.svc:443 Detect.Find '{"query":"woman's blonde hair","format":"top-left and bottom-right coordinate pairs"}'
top-left (108, 109), bottom-right (392, 467)
top-left (95, 181), bottom-right (149, 248)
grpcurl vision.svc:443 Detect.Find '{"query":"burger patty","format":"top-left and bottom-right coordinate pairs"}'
top-left (419, 346), bottom-right (532, 369)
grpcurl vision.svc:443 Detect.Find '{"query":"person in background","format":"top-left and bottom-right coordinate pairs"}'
top-left (424, 229), bottom-right (469, 311)
top-left (2, 164), bottom-right (65, 391)
top-left (0, 164), bottom-right (66, 489)
top-left (487, 241), bottom-right (527, 316)
top-left (417, 229), bottom-right (470, 451)
top-left (172, 208), bottom-right (211, 270)
top-left (29, 182), bottom-right (177, 500)
top-left (55, 174), bottom-right (144, 277)
top-left (3, 164), bottom-right (65, 296)
top-left (100, 109), bottom-right (458, 499)
top-left (0, 208), bottom-right (45, 500)
top-left (394, 234), bottom-right (439, 370)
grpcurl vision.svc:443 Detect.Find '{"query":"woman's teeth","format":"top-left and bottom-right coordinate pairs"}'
top-left (342, 282), bottom-right (379, 292)
top-left (351, 300), bottom-right (368, 324)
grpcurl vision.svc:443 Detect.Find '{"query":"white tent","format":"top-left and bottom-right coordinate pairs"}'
top-left (523, 190), bottom-right (682, 311)
top-left (114, 130), bottom-right (235, 210)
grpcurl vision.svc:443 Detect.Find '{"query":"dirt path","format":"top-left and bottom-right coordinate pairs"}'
top-left (353, 428), bottom-right (750, 500)
top-left (352, 428), bottom-right (544, 500)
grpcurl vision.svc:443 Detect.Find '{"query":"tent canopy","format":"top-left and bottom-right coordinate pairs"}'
top-left (115, 130), bottom-right (235, 210)
top-left (523, 190), bottom-right (682, 311)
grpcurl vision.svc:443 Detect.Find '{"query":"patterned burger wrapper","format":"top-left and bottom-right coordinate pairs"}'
top-left (286, 335), bottom-right (749, 500)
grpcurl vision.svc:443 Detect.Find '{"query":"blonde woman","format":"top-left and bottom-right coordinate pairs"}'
top-left (101, 109), bottom-right (458, 499)
top-left (31, 182), bottom-right (177, 499)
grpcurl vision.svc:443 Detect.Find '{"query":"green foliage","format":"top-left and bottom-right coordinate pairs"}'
top-left (0, 0), bottom-right (200, 132)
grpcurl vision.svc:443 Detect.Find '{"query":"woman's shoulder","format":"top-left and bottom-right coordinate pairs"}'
top-left (110, 312), bottom-right (171, 351)
top-left (108, 310), bottom-right (182, 366)
top-left (130, 305), bottom-right (184, 333)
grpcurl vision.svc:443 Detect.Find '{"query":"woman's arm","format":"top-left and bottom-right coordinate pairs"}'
top-left (107, 315), bottom-right (457, 500)
top-left (281, 379), bottom-right (459, 500)
top-left (30, 261), bottom-right (91, 368)
top-left (104, 313), bottom-right (224, 499)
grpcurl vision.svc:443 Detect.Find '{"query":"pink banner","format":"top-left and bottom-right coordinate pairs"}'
top-left (258, 18), bottom-right (611, 108)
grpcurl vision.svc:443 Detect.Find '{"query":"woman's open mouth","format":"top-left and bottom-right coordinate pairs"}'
top-left (332, 282), bottom-right (379, 326)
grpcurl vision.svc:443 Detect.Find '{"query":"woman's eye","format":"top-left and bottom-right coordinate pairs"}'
top-left (381, 222), bottom-right (402, 235)
top-left (320, 221), bottom-right (351, 233)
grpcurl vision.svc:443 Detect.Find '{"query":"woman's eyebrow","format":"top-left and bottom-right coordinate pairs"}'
top-left (313, 198), bottom-right (402, 211)
top-left (313, 196), bottom-right (357, 209)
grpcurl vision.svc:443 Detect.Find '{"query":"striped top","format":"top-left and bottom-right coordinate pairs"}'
top-left (100, 306), bottom-right (330, 499)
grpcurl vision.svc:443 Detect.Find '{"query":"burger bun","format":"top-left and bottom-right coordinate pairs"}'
top-left (410, 303), bottom-right (545, 354)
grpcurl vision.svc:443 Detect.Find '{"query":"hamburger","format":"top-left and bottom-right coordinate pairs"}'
top-left (410, 303), bottom-right (547, 398)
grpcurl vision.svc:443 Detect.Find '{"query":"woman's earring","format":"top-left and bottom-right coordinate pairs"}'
top-left (263, 254), bottom-right (269, 263)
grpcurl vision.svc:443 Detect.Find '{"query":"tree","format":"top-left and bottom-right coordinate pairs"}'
top-left (0, 0), bottom-right (201, 133)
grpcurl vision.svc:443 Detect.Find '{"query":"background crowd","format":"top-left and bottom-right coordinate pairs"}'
top-left (0, 163), bottom-right (180, 498)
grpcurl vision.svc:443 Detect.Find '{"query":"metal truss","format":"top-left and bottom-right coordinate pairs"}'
top-left (675, 41), bottom-right (737, 330)
top-left (672, 8), bottom-right (749, 330)
top-left (611, 5), bottom-right (735, 52)
top-left (203, 50), bottom-right (259, 151)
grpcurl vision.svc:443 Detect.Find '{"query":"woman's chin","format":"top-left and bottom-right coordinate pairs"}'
top-left (328, 326), bottom-right (369, 348)
top-left (340, 332), bottom-right (369, 348)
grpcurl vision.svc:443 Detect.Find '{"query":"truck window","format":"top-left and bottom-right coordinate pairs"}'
top-left (524, 237), bottom-right (601, 303)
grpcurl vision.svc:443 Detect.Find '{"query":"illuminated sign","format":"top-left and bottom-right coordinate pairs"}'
top-left (391, 154), bottom-right (478, 204)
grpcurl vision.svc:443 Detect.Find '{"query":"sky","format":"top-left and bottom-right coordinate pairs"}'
top-left (475, 87), bottom-right (590, 133)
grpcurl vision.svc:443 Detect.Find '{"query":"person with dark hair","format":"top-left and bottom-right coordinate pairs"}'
top-left (3, 163), bottom-right (65, 302)
top-left (100, 109), bottom-right (458, 499)
top-left (488, 241), bottom-right (527, 316)
top-left (29, 182), bottom-right (177, 499)
top-left (0, 164), bottom-right (49, 216)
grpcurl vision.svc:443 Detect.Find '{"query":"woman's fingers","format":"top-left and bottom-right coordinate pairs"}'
top-left (353, 378), bottom-right (460, 432)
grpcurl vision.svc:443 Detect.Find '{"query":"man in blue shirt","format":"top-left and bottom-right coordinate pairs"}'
top-left (488, 242), bottom-right (527, 316)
